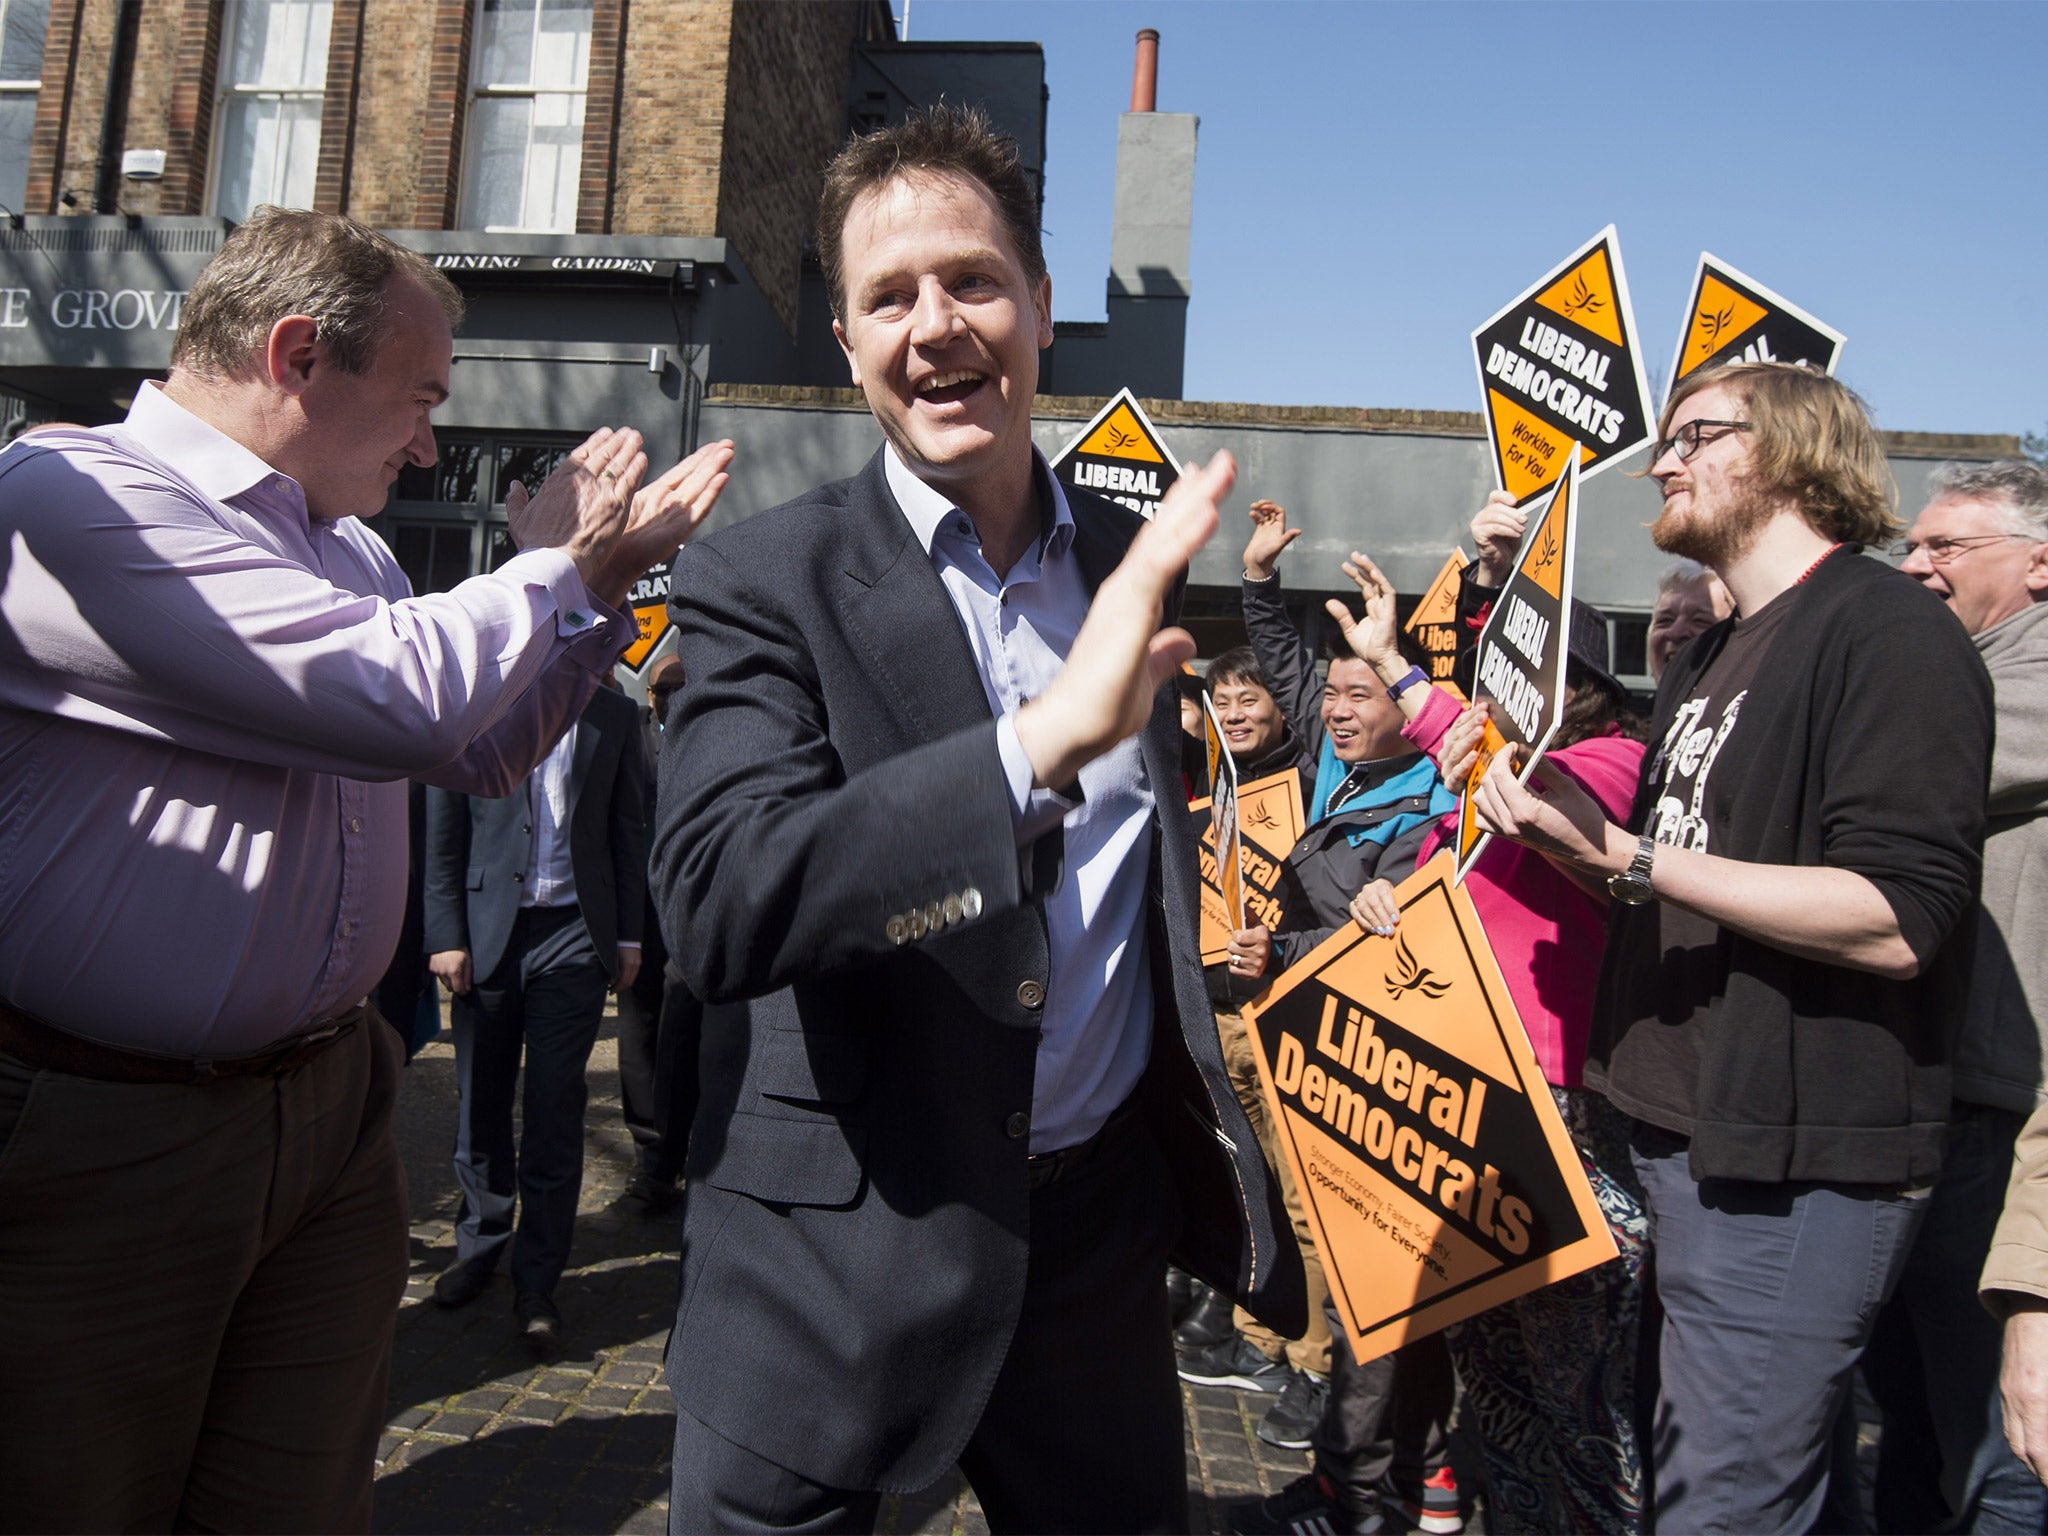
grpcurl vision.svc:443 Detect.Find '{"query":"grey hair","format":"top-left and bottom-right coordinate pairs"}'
top-left (172, 207), bottom-right (464, 379)
top-left (1925, 460), bottom-right (2048, 542)
top-left (1655, 558), bottom-right (1713, 596)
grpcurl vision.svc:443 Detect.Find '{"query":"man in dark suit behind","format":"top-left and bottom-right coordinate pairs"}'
top-left (651, 107), bottom-right (1303, 1533)
top-left (424, 682), bottom-right (646, 1351)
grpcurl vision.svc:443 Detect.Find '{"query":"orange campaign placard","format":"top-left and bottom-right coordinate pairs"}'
top-left (1191, 769), bottom-right (1306, 967)
top-left (1471, 226), bottom-right (1654, 506)
top-left (1666, 253), bottom-right (1844, 396)
top-left (1457, 449), bottom-right (1580, 882)
top-left (1404, 549), bottom-right (1469, 686)
top-left (1199, 693), bottom-right (1245, 948)
top-left (622, 564), bottom-right (672, 671)
top-left (1048, 387), bottom-right (1183, 520)
top-left (1244, 853), bottom-right (1616, 1363)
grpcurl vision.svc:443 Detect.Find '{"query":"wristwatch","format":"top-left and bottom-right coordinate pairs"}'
top-left (1606, 835), bottom-right (1658, 905)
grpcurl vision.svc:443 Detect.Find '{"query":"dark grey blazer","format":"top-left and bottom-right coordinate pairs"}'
top-left (423, 685), bottom-right (646, 982)
top-left (652, 450), bottom-right (1306, 1493)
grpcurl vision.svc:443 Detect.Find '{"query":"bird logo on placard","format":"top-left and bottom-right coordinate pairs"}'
top-left (1532, 522), bottom-right (1559, 577)
top-left (1385, 932), bottom-right (1451, 1001)
top-left (1245, 802), bottom-right (1280, 834)
top-left (1563, 273), bottom-right (1604, 322)
top-left (1105, 425), bottom-right (1138, 453)
top-left (1695, 304), bottom-right (1735, 359)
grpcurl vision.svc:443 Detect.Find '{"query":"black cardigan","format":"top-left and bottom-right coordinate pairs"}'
top-left (1587, 549), bottom-right (1994, 1185)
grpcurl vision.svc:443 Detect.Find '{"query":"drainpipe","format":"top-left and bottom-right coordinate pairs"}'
top-left (93, 0), bottom-right (143, 214)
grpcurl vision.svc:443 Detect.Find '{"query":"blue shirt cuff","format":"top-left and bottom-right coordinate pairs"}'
top-left (995, 713), bottom-right (1078, 845)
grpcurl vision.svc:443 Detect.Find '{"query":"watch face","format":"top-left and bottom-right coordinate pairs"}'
top-left (1607, 872), bottom-right (1654, 905)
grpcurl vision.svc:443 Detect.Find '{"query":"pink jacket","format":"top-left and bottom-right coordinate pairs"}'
top-left (1403, 687), bottom-right (1645, 1090)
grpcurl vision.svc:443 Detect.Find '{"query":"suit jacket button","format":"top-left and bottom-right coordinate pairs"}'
top-left (943, 893), bottom-right (963, 925)
top-left (960, 887), bottom-right (983, 920)
top-left (886, 915), bottom-right (908, 945)
top-left (908, 909), bottom-right (928, 940)
top-left (1016, 979), bottom-right (1045, 1010)
top-left (924, 901), bottom-right (944, 933)
top-left (1005, 1111), bottom-right (1030, 1139)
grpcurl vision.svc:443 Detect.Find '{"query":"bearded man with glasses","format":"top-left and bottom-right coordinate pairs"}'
top-left (1457, 361), bottom-right (1993, 1533)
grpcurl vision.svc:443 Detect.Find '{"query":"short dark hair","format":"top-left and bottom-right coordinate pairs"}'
top-left (1205, 646), bottom-right (1270, 694)
top-left (816, 105), bottom-right (1044, 322)
top-left (173, 207), bottom-right (464, 378)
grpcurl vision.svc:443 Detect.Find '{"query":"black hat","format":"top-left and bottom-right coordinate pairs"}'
top-left (1566, 599), bottom-right (1625, 699)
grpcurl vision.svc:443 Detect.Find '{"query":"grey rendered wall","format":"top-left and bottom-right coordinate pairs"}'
top-left (688, 398), bottom-right (1989, 617)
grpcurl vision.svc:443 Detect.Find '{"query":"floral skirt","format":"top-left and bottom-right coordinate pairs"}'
top-left (1445, 1086), bottom-right (1648, 1535)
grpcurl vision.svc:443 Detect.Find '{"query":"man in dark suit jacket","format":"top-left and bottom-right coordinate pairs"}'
top-left (652, 107), bottom-right (1302, 1533)
top-left (615, 653), bottom-right (703, 1210)
top-left (424, 682), bottom-right (646, 1351)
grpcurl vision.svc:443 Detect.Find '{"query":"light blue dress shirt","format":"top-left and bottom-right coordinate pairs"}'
top-left (884, 448), bottom-right (1156, 1154)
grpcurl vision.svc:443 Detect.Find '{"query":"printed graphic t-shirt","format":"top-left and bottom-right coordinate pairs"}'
top-left (1603, 587), bottom-right (1795, 1135)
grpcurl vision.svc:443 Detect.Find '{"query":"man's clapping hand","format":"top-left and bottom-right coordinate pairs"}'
top-left (505, 431), bottom-right (735, 608)
top-left (1013, 452), bottom-right (1234, 789)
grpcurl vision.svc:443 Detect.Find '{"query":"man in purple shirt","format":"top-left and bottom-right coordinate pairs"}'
top-left (0, 208), bottom-right (732, 1531)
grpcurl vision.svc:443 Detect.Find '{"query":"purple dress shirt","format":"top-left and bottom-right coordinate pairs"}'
top-left (0, 384), bottom-right (630, 1054)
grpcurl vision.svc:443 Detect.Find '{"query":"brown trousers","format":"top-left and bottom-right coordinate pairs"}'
top-left (1217, 1006), bottom-right (1332, 1375)
top-left (0, 1016), bottom-right (408, 1533)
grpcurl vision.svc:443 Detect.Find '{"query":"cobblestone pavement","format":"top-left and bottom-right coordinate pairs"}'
top-left (371, 1005), bottom-right (1469, 1535)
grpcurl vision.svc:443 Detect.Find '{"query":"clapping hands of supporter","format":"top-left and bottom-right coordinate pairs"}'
top-left (1241, 498), bottom-right (1303, 580)
top-left (1324, 550), bottom-right (1403, 673)
top-left (505, 432), bottom-right (736, 608)
top-left (1014, 452), bottom-right (1234, 790)
top-left (1348, 878), bottom-right (1401, 937)
top-left (507, 426), bottom-right (649, 583)
top-left (597, 437), bottom-right (735, 605)
top-left (1471, 488), bottom-right (1527, 588)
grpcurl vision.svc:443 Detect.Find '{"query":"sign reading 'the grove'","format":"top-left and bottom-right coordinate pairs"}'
top-left (1471, 226), bottom-right (1654, 505)
top-left (1245, 854), bottom-right (1616, 1362)
top-left (1048, 387), bottom-right (1182, 519)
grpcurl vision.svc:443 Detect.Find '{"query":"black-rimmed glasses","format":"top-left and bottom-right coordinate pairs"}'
top-left (1651, 419), bottom-right (1751, 463)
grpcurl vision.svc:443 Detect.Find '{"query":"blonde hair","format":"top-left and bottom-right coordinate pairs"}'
top-left (1661, 362), bottom-right (1900, 546)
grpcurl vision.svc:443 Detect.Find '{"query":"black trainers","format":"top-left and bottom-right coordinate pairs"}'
top-left (1228, 1472), bottom-right (1387, 1535)
top-left (1174, 1280), bottom-right (1237, 1350)
top-left (1255, 1366), bottom-right (1330, 1449)
top-left (1176, 1334), bottom-right (1291, 1393)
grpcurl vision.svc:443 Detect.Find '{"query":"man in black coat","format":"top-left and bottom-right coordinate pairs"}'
top-left (651, 107), bottom-right (1302, 1533)
top-left (424, 682), bottom-right (646, 1351)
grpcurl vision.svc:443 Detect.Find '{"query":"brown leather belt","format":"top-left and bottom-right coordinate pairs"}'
top-left (0, 996), bottom-right (364, 1085)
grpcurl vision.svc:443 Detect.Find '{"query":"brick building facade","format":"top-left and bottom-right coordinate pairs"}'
top-left (20, 0), bottom-right (886, 333)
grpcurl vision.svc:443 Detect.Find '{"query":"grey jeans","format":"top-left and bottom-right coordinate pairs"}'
top-left (1632, 1124), bottom-right (1927, 1536)
top-left (0, 1018), bottom-right (408, 1533)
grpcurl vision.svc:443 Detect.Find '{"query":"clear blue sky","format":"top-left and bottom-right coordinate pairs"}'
top-left (908, 0), bottom-right (2046, 441)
